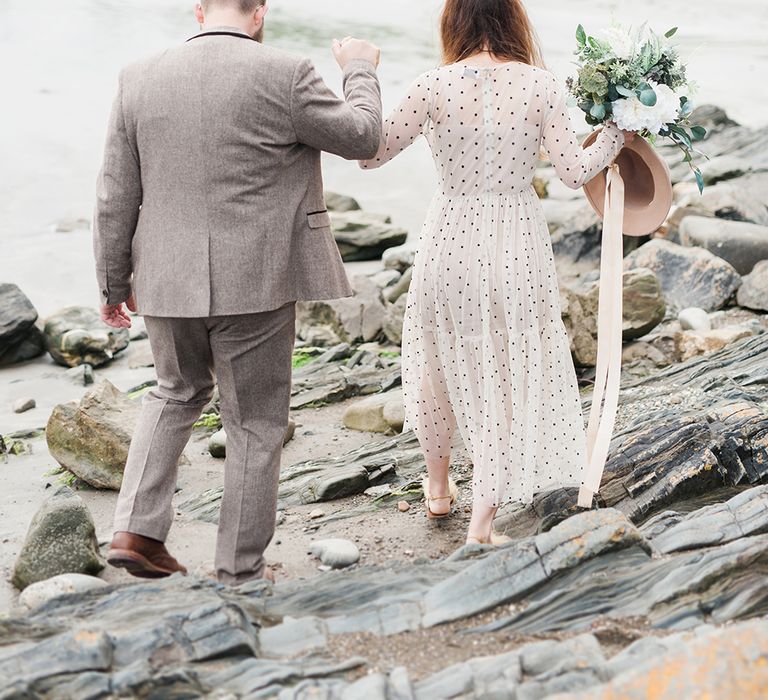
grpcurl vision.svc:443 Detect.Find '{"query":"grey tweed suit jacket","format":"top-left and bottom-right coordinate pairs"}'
top-left (93, 27), bottom-right (382, 317)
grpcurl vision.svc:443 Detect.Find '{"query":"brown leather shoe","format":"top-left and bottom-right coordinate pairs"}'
top-left (107, 532), bottom-right (187, 579)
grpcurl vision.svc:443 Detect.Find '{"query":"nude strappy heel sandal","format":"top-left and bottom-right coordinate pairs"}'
top-left (465, 532), bottom-right (512, 546)
top-left (422, 475), bottom-right (459, 519)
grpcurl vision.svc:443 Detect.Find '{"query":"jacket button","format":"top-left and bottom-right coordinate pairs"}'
top-left (102, 290), bottom-right (108, 297)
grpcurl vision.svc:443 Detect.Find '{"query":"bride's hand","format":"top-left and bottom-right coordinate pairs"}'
top-left (621, 130), bottom-right (637, 144)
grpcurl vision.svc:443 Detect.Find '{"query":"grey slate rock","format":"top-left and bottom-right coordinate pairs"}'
top-left (534, 508), bottom-right (651, 577)
top-left (422, 538), bottom-right (546, 627)
top-left (648, 485), bottom-right (768, 554)
top-left (519, 633), bottom-right (605, 679)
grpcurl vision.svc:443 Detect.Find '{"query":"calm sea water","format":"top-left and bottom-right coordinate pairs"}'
top-left (1, 0), bottom-right (766, 315)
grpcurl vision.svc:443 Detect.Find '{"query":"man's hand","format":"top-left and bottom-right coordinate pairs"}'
top-left (332, 37), bottom-right (380, 70)
top-left (100, 293), bottom-right (136, 329)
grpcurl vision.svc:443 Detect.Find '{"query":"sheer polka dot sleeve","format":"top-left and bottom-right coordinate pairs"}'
top-left (541, 75), bottom-right (626, 190)
top-left (359, 74), bottom-right (430, 170)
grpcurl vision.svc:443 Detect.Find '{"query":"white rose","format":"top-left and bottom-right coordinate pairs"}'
top-left (611, 81), bottom-right (680, 134)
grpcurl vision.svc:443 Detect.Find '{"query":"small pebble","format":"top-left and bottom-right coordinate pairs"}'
top-left (309, 509), bottom-right (325, 520)
top-left (398, 500), bottom-right (411, 512)
top-left (13, 398), bottom-right (36, 414)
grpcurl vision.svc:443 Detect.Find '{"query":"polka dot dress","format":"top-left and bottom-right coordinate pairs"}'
top-left (360, 63), bottom-right (625, 508)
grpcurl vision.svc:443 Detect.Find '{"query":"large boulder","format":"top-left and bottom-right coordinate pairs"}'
top-left (737, 260), bottom-right (768, 312)
top-left (43, 306), bottom-right (129, 368)
top-left (560, 268), bottom-right (666, 366)
top-left (11, 488), bottom-right (105, 590)
top-left (382, 294), bottom-right (408, 345)
top-left (382, 246), bottom-right (415, 273)
top-left (46, 380), bottom-right (142, 490)
top-left (297, 275), bottom-right (387, 344)
top-left (331, 212), bottom-right (408, 262)
top-left (679, 216), bottom-right (768, 275)
top-left (623, 239), bottom-right (741, 312)
top-left (0, 283), bottom-right (46, 366)
top-left (324, 191), bottom-right (361, 212)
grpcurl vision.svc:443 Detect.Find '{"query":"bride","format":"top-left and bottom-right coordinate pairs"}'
top-left (359, 0), bottom-right (634, 544)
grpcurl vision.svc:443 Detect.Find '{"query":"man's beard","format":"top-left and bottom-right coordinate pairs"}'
top-left (253, 23), bottom-right (264, 43)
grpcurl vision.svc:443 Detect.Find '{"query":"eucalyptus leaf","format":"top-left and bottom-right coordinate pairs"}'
top-left (638, 87), bottom-right (657, 106)
top-left (690, 125), bottom-right (707, 141)
top-left (670, 125), bottom-right (693, 149)
top-left (616, 84), bottom-right (635, 97)
top-left (665, 27), bottom-right (678, 38)
top-left (694, 168), bottom-right (705, 194)
top-left (589, 102), bottom-right (606, 120)
top-left (576, 24), bottom-right (587, 45)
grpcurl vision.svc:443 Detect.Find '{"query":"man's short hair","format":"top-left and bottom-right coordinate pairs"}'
top-left (202, 0), bottom-right (265, 13)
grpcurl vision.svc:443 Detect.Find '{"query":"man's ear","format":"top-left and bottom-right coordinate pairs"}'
top-left (256, 2), bottom-right (268, 24)
top-left (194, 3), bottom-right (205, 25)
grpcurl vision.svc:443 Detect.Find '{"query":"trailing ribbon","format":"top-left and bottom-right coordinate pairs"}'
top-left (578, 163), bottom-right (625, 508)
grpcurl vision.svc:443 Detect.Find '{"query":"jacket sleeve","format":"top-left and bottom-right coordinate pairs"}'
top-left (93, 70), bottom-right (142, 306)
top-left (291, 58), bottom-right (382, 160)
top-left (359, 73), bottom-right (430, 170)
top-left (541, 75), bottom-right (625, 190)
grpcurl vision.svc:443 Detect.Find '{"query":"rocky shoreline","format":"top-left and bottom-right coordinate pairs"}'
top-left (1, 103), bottom-right (767, 698)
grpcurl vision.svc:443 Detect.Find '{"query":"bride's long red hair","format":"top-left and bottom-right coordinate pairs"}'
top-left (440, 0), bottom-right (544, 67)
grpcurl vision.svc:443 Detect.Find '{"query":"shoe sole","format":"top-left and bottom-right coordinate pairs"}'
top-left (107, 549), bottom-right (181, 579)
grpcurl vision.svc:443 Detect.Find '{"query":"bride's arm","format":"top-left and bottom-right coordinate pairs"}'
top-left (359, 73), bottom-right (430, 170)
top-left (541, 74), bottom-right (625, 189)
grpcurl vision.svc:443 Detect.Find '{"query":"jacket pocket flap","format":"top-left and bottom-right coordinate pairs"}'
top-left (307, 210), bottom-right (331, 229)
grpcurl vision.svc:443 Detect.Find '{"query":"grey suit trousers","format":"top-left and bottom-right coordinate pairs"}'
top-left (113, 302), bottom-right (296, 584)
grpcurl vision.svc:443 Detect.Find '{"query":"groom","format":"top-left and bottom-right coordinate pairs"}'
top-left (93, 0), bottom-right (382, 584)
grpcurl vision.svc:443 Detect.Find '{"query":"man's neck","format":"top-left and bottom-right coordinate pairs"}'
top-left (202, 11), bottom-right (253, 36)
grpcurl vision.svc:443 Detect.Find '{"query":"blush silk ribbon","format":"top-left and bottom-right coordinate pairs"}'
top-left (577, 162), bottom-right (625, 509)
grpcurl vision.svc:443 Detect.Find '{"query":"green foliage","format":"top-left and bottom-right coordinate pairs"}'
top-left (292, 349), bottom-right (318, 369)
top-left (194, 412), bottom-right (222, 430)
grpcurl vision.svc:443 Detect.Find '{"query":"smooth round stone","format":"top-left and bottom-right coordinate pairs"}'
top-left (13, 398), bottom-right (36, 414)
top-left (678, 307), bottom-right (712, 332)
top-left (19, 573), bottom-right (107, 611)
top-left (209, 429), bottom-right (227, 459)
top-left (309, 538), bottom-right (360, 569)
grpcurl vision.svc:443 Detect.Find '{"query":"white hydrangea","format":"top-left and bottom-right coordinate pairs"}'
top-left (611, 81), bottom-right (680, 134)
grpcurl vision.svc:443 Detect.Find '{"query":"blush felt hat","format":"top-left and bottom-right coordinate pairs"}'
top-left (581, 127), bottom-right (673, 236)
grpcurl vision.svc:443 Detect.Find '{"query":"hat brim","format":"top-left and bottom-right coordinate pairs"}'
top-left (582, 128), bottom-right (673, 237)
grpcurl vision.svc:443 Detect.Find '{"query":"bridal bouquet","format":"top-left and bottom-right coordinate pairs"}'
top-left (567, 22), bottom-right (707, 192)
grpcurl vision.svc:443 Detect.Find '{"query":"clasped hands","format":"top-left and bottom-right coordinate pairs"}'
top-left (331, 36), bottom-right (380, 69)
